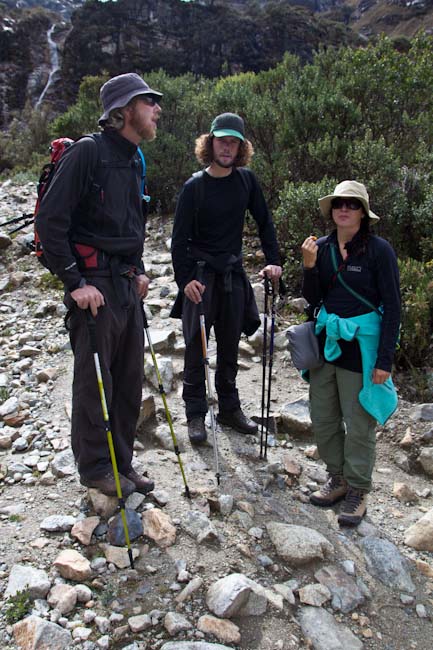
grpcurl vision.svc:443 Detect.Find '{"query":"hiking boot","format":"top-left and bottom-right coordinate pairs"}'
top-left (310, 474), bottom-right (348, 507)
top-left (338, 487), bottom-right (368, 526)
top-left (80, 471), bottom-right (135, 498)
top-left (217, 408), bottom-right (258, 435)
top-left (188, 417), bottom-right (207, 444)
top-left (125, 468), bottom-right (155, 495)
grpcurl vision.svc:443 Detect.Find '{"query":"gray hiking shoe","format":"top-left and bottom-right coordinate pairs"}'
top-left (310, 473), bottom-right (348, 507)
top-left (338, 487), bottom-right (368, 526)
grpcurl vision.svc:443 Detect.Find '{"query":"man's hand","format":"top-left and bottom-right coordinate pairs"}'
top-left (184, 280), bottom-right (206, 304)
top-left (135, 274), bottom-right (150, 300)
top-left (301, 236), bottom-right (318, 269)
top-left (372, 368), bottom-right (390, 384)
top-left (259, 265), bottom-right (282, 282)
top-left (70, 284), bottom-right (105, 317)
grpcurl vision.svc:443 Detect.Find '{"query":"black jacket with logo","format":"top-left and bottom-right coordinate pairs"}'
top-left (302, 230), bottom-right (401, 372)
top-left (36, 129), bottom-right (147, 291)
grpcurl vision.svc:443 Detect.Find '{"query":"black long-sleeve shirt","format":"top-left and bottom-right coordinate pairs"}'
top-left (302, 230), bottom-right (401, 372)
top-left (171, 168), bottom-right (280, 290)
top-left (36, 130), bottom-right (146, 291)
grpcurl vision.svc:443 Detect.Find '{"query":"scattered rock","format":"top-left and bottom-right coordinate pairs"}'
top-left (142, 509), bottom-right (176, 547)
top-left (404, 507), bottom-right (433, 551)
top-left (5, 564), bottom-right (50, 599)
top-left (267, 522), bottom-right (333, 565)
top-left (197, 615), bottom-right (241, 644)
top-left (53, 549), bottom-right (92, 581)
top-left (298, 606), bottom-right (363, 650)
top-left (360, 537), bottom-right (415, 592)
top-left (13, 615), bottom-right (72, 649)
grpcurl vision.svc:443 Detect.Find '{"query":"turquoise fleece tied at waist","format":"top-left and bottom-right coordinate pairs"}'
top-left (314, 306), bottom-right (398, 425)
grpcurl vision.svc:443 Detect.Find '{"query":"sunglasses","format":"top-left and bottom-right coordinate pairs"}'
top-left (331, 198), bottom-right (363, 211)
top-left (141, 95), bottom-right (160, 107)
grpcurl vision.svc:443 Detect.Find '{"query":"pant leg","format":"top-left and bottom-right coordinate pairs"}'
top-left (110, 282), bottom-right (144, 475)
top-left (309, 362), bottom-right (345, 475)
top-left (335, 366), bottom-right (377, 491)
top-left (70, 277), bottom-right (142, 479)
top-left (214, 274), bottom-right (245, 413)
top-left (182, 273), bottom-right (216, 420)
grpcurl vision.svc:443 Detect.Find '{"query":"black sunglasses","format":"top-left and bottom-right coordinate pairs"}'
top-left (331, 198), bottom-right (363, 211)
top-left (141, 95), bottom-right (160, 107)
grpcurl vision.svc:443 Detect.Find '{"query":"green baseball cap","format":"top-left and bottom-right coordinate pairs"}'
top-left (210, 113), bottom-right (245, 141)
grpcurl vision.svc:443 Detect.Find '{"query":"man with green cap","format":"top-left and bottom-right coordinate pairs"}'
top-left (171, 112), bottom-right (282, 444)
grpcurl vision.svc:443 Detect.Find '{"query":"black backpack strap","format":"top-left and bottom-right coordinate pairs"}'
top-left (329, 243), bottom-right (382, 316)
top-left (191, 170), bottom-right (205, 240)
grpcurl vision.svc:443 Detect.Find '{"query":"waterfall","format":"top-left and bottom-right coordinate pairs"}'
top-left (35, 24), bottom-right (59, 109)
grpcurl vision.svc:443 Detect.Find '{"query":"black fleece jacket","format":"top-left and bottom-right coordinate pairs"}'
top-left (302, 230), bottom-right (401, 372)
top-left (171, 168), bottom-right (280, 290)
top-left (36, 129), bottom-right (146, 291)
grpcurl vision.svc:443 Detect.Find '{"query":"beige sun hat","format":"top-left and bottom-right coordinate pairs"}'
top-left (318, 180), bottom-right (380, 223)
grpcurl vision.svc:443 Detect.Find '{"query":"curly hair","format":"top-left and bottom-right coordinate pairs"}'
top-left (195, 133), bottom-right (254, 167)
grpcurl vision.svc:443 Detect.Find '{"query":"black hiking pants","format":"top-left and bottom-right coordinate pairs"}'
top-left (182, 271), bottom-right (245, 420)
top-left (66, 276), bottom-right (144, 480)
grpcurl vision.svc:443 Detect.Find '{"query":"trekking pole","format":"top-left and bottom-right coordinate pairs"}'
top-left (86, 311), bottom-right (135, 569)
top-left (1, 212), bottom-right (33, 228)
top-left (197, 261), bottom-right (221, 486)
top-left (141, 304), bottom-right (191, 499)
top-left (263, 281), bottom-right (277, 460)
top-left (260, 275), bottom-right (270, 459)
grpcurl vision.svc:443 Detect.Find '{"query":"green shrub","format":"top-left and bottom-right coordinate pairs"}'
top-left (5, 590), bottom-right (32, 625)
top-left (396, 257), bottom-right (433, 368)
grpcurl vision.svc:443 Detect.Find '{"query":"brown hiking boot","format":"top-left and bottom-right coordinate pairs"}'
top-left (80, 471), bottom-right (135, 498)
top-left (217, 408), bottom-right (258, 435)
top-left (310, 474), bottom-right (348, 507)
top-left (125, 468), bottom-right (155, 495)
top-left (338, 487), bottom-right (368, 526)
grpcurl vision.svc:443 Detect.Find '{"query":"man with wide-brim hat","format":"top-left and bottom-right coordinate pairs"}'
top-left (36, 73), bottom-right (162, 497)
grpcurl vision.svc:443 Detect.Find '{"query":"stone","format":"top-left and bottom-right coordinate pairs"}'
top-left (137, 393), bottom-right (156, 428)
top-left (107, 509), bottom-right (143, 545)
top-left (142, 509), bottom-right (176, 547)
top-left (304, 445), bottom-right (320, 460)
top-left (144, 354), bottom-right (174, 393)
top-left (206, 573), bottom-right (267, 618)
top-left (298, 606), bottom-right (363, 650)
top-left (87, 490), bottom-right (119, 518)
top-left (267, 522), bottom-right (333, 566)
top-left (75, 584), bottom-right (93, 603)
top-left (393, 482), bottom-right (419, 503)
top-left (164, 611), bottom-right (193, 635)
top-left (299, 583), bottom-right (331, 607)
top-left (360, 537), bottom-right (415, 592)
top-left (280, 397), bottom-right (313, 436)
top-left (197, 615), bottom-right (241, 644)
top-left (315, 565), bottom-right (365, 613)
top-left (399, 428), bottom-right (414, 448)
top-left (272, 583), bottom-right (296, 605)
top-left (409, 403), bottom-right (433, 422)
top-left (47, 584), bottom-right (78, 615)
top-left (181, 510), bottom-right (219, 544)
top-left (53, 549), bottom-right (92, 581)
top-left (71, 516), bottom-right (100, 545)
top-left (404, 507), bottom-right (433, 551)
top-left (416, 559), bottom-right (433, 578)
top-left (40, 515), bottom-right (77, 532)
top-left (0, 233), bottom-right (12, 249)
top-left (13, 615), bottom-right (72, 649)
top-left (144, 328), bottom-right (176, 352)
top-left (5, 564), bottom-right (50, 599)
top-left (128, 614), bottom-right (152, 633)
top-left (0, 396), bottom-right (19, 418)
top-left (394, 450), bottom-right (410, 473)
top-left (282, 454), bottom-right (302, 477)
top-left (175, 577), bottom-right (204, 603)
top-left (36, 367), bottom-right (58, 383)
top-left (160, 641), bottom-right (232, 650)
top-left (153, 423), bottom-right (186, 452)
top-left (50, 449), bottom-right (75, 477)
top-left (418, 448), bottom-right (433, 476)
top-left (100, 544), bottom-right (140, 569)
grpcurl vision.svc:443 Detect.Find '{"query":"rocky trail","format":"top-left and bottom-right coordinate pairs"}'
top-left (0, 179), bottom-right (433, 650)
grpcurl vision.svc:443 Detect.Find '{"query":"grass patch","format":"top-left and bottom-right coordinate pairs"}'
top-left (38, 272), bottom-right (63, 291)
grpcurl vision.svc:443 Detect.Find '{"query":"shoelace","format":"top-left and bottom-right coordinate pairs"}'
top-left (344, 490), bottom-right (363, 512)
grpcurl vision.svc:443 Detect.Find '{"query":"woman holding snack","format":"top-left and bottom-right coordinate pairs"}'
top-left (301, 180), bottom-right (400, 526)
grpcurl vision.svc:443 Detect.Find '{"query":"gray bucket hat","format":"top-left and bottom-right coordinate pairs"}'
top-left (318, 180), bottom-right (380, 223)
top-left (99, 73), bottom-right (162, 124)
top-left (210, 113), bottom-right (245, 141)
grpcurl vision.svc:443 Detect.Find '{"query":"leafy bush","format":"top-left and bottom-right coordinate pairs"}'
top-left (5, 590), bottom-right (32, 625)
top-left (396, 257), bottom-right (433, 368)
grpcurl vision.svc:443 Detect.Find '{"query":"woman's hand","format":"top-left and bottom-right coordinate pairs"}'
top-left (372, 368), bottom-right (390, 384)
top-left (301, 236), bottom-right (318, 269)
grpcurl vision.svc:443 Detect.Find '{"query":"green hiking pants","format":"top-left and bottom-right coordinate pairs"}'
top-left (309, 362), bottom-right (377, 491)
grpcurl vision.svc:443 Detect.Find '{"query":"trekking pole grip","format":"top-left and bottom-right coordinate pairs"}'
top-left (141, 302), bottom-right (149, 329)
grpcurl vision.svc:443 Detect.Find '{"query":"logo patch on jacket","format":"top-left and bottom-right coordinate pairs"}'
top-left (347, 265), bottom-right (362, 272)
